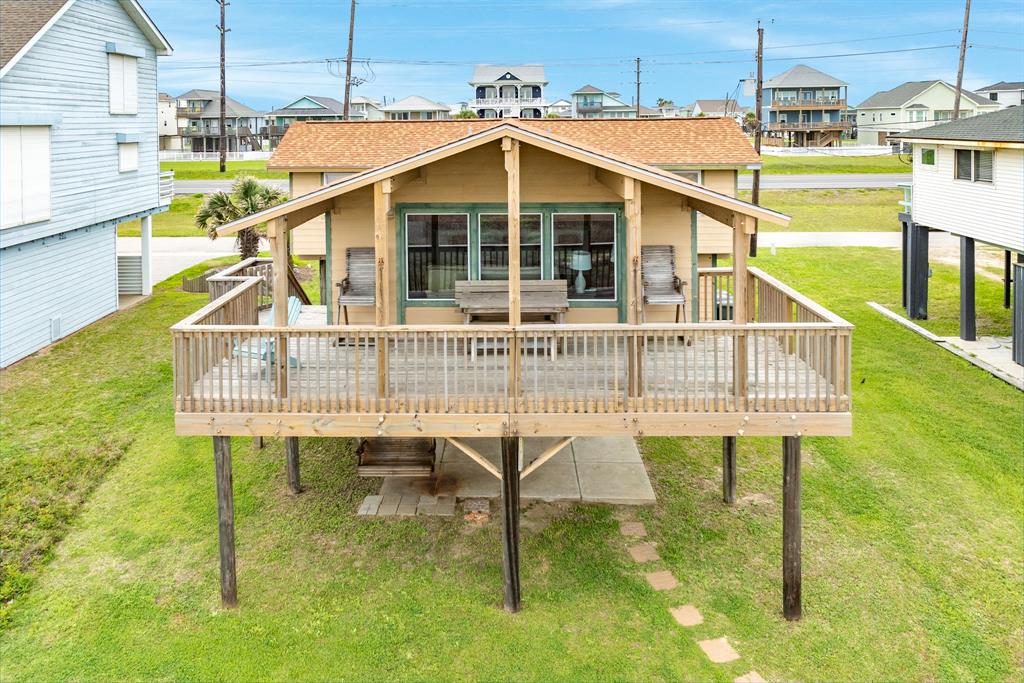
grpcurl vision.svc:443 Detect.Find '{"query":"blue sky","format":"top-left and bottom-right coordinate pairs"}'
top-left (149, 0), bottom-right (1024, 112)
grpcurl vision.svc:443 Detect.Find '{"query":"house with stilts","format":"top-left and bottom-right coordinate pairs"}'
top-left (895, 106), bottom-right (1024, 366)
top-left (171, 118), bottom-right (854, 619)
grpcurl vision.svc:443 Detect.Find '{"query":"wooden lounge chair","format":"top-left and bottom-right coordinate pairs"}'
top-left (336, 247), bottom-right (376, 324)
top-left (235, 295), bottom-right (303, 369)
top-left (641, 245), bottom-right (687, 323)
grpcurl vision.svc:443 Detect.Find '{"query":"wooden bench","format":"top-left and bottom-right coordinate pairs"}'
top-left (454, 279), bottom-right (569, 325)
top-left (336, 247), bottom-right (375, 324)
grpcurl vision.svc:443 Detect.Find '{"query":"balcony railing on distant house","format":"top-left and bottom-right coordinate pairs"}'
top-left (177, 106), bottom-right (206, 116)
top-left (576, 101), bottom-right (603, 113)
top-left (265, 125), bottom-right (290, 138)
top-left (471, 97), bottom-right (546, 108)
top-left (771, 98), bottom-right (846, 110)
top-left (767, 121), bottom-right (853, 132)
top-left (159, 170), bottom-right (174, 206)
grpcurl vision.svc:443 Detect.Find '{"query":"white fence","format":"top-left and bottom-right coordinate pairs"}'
top-left (159, 151), bottom-right (273, 162)
top-left (761, 145), bottom-right (895, 157)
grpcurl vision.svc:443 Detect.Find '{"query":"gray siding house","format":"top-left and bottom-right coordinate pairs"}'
top-left (0, 0), bottom-right (172, 367)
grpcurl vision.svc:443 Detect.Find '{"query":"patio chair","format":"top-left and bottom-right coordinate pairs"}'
top-left (641, 245), bottom-right (687, 323)
top-left (336, 247), bottom-right (376, 324)
top-left (234, 295), bottom-right (303, 370)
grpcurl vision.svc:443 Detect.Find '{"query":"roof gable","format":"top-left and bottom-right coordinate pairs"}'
top-left (857, 80), bottom-right (994, 109)
top-left (380, 95), bottom-right (449, 112)
top-left (289, 96), bottom-right (329, 110)
top-left (1, 0), bottom-right (171, 78)
top-left (471, 64), bottom-right (547, 84)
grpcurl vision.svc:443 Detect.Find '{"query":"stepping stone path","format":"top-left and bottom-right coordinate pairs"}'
top-left (627, 543), bottom-right (660, 563)
top-left (734, 672), bottom-right (767, 683)
top-left (617, 514), bottom-right (768, 680)
top-left (697, 637), bottom-right (740, 664)
top-left (669, 604), bottom-right (703, 627)
top-left (356, 494), bottom-right (455, 517)
top-left (645, 570), bottom-right (678, 591)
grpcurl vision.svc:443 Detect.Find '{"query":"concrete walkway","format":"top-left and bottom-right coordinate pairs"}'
top-left (378, 436), bottom-right (656, 505)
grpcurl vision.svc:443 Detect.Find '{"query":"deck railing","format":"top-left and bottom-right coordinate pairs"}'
top-left (172, 266), bottom-right (852, 417)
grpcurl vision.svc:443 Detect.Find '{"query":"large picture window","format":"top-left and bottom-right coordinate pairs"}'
top-left (405, 214), bottom-right (469, 299)
top-left (553, 213), bottom-right (616, 300)
top-left (478, 213), bottom-right (542, 280)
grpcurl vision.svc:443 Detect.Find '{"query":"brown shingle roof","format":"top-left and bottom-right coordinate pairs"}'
top-left (268, 117), bottom-right (759, 171)
top-left (0, 0), bottom-right (69, 69)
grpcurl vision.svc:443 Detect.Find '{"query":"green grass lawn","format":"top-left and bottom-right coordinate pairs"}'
top-left (161, 160), bottom-right (287, 180)
top-left (741, 155), bottom-right (912, 175)
top-left (1, 250), bottom-right (1020, 682)
top-left (740, 189), bottom-right (901, 232)
top-left (118, 194), bottom-right (206, 237)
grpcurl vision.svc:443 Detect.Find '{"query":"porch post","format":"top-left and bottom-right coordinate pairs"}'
top-left (500, 436), bottom-right (522, 612)
top-left (732, 214), bottom-right (750, 405)
top-left (722, 436), bottom-right (736, 504)
top-left (270, 221), bottom-right (289, 399)
top-left (907, 223), bottom-right (929, 320)
top-left (1004, 251), bottom-right (1012, 310)
top-left (373, 182), bottom-right (390, 401)
top-left (213, 436), bottom-right (237, 607)
top-left (624, 179), bottom-right (643, 398)
top-left (141, 214), bottom-right (153, 296)
top-left (960, 236), bottom-right (976, 341)
top-left (285, 436), bottom-right (301, 494)
top-left (503, 137), bottom-right (521, 405)
top-left (782, 435), bottom-right (801, 620)
top-left (1013, 261), bottom-right (1024, 367)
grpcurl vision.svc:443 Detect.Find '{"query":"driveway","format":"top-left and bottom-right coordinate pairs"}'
top-left (116, 236), bottom-right (264, 284)
top-left (175, 174), bottom-right (910, 196)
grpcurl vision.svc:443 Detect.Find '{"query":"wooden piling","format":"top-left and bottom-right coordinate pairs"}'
top-left (722, 436), bottom-right (736, 504)
top-left (961, 236), bottom-right (976, 341)
top-left (285, 436), bottom-right (301, 494)
top-left (213, 435), bottom-right (237, 607)
top-left (500, 436), bottom-right (521, 613)
top-left (782, 435), bottom-right (801, 620)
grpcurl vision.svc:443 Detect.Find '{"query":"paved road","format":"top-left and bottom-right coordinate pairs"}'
top-left (175, 173), bottom-right (912, 196)
top-left (737, 173), bottom-right (911, 190)
top-left (116, 236), bottom-right (267, 283)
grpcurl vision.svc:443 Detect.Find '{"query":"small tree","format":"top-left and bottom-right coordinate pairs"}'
top-left (195, 176), bottom-right (287, 260)
top-left (656, 97), bottom-right (675, 107)
top-left (454, 109), bottom-right (479, 119)
top-left (544, 111), bottom-right (561, 118)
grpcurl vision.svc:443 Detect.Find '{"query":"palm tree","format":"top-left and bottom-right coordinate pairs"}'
top-left (195, 176), bottom-right (287, 259)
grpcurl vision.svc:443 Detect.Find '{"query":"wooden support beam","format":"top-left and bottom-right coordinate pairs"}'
top-left (213, 435), bottom-right (237, 607)
top-left (285, 436), bottom-right (301, 494)
top-left (782, 435), bottom-right (801, 621)
top-left (722, 436), bottom-right (736, 504)
top-left (595, 168), bottom-right (629, 198)
top-left (282, 201), bottom-right (332, 231)
top-left (446, 437), bottom-right (502, 479)
top-left (1004, 250), bottom-right (1012, 310)
top-left (960, 236), bottom-right (976, 341)
top-left (907, 222), bottom-right (929, 320)
top-left (691, 199), bottom-right (736, 229)
top-left (520, 436), bottom-right (575, 480)
top-left (500, 436), bottom-right (522, 613)
top-left (505, 138), bottom-right (522, 404)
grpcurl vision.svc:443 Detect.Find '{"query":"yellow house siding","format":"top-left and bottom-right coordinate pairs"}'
top-left (695, 169), bottom-right (736, 255)
top-left (290, 171), bottom-right (327, 258)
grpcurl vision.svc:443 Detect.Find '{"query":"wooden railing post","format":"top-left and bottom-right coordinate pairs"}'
top-left (271, 222), bottom-right (289, 402)
top-left (732, 215), bottom-right (750, 407)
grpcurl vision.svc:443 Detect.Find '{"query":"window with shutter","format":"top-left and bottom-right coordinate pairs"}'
top-left (108, 54), bottom-right (138, 114)
top-left (0, 126), bottom-right (51, 229)
top-left (955, 149), bottom-right (973, 180)
top-left (118, 142), bottom-right (139, 172)
top-left (974, 150), bottom-right (993, 182)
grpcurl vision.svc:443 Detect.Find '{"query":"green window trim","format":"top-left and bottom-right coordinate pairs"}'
top-left (396, 202), bottom-right (626, 323)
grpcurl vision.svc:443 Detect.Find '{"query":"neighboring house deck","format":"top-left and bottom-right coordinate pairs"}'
top-left (0, 0), bottom-right (172, 368)
top-left (173, 119), bottom-right (852, 619)
top-left (763, 65), bottom-right (850, 147)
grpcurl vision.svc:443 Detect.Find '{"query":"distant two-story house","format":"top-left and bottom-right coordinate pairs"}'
top-left (976, 81), bottom-right (1024, 108)
top-left (264, 95), bottom-right (384, 148)
top-left (762, 64), bottom-right (850, 147)
top-left (175, 88), bottom-right (263, 152)
top-left (894, 107), bottom-right (1023, 362)
top-left (157, 91), bottom-right (181, 150)
top-left (380, 95), bottom-right (451, 121)
top-left (571, 85), bottom-right (638, 119)
top-left (0, 0), bottom-right (172, 368)
top-left (855, 81), bottom-right (1000, 146)
top-left (470, 65), bottom-right (548, 119)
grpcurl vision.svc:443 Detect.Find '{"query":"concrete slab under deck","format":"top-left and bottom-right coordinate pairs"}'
top-left (379, 436), bottom-right (655, 505)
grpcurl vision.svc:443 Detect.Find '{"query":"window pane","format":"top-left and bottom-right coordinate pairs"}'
top-left (975, 150), bottom-right (993, 182)
top-left (553, 213), bottom-right (616, 300)
top-left (955, 149), bottom-right (972, 180)
top-left (479, 214), bottom-right (541, 280)
top-left (921, 148), bottom-right (935, 165)
top-left (406, 214), bottom-right (468, 299)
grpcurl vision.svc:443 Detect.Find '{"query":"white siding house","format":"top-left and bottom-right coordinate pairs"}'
top-left (0, 0), bottom-right (172, 367)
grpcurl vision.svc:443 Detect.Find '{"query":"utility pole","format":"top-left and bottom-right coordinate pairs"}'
top-left (750, 19), bottom-right (764, 257)
top-left (217, 0), bottom-right (229, 172)
top-left (635, 57), bottom-right (641, 118)
top-left (342, 0), bottom-right (357, 120)
top-left (952, 0), bottom-right (971, 120)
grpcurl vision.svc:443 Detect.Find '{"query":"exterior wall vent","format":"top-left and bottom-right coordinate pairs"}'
top-left (50, 317), bottom-right (61, 342)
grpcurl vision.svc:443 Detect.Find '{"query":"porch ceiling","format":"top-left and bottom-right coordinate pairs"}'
top-left (214, 121), bottom-right (790, 238)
